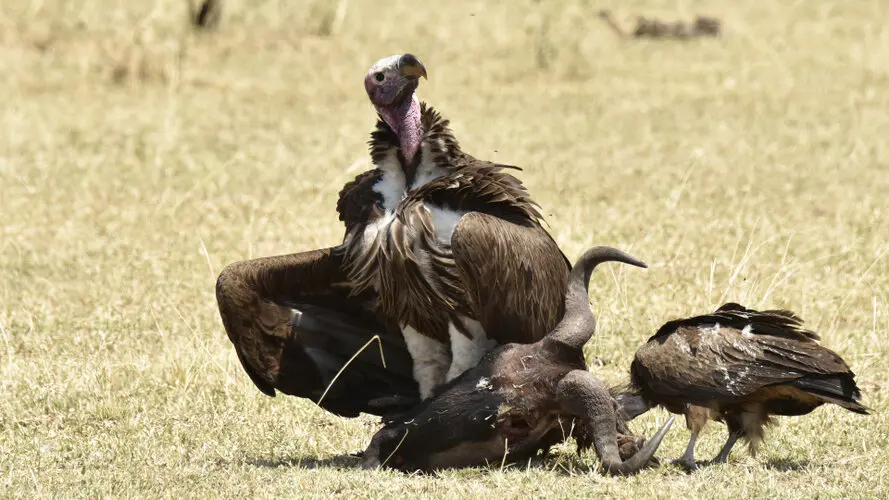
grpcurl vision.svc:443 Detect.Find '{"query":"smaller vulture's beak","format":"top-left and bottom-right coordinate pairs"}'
top-left (399, 54), bottom-right (428, 80)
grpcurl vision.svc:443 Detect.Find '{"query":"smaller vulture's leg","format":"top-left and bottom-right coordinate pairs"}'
top-left (401, 326), bottom-right (450, 399)
top-left (711, 412), bottom-right (751, 464)
top-left (711, 431), bottom-right (741, 464)
top-left (675, 433), bottom-right (698, 469)
top-left (556, 370), bottom-right (674, 475)
top-left (673, 405), bottom-right (709, 470)
top-left (711, 417), bottom-right (744, 465)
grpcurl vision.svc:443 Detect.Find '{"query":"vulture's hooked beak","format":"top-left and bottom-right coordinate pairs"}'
top-left (399, 54), bottom-right (428, 80)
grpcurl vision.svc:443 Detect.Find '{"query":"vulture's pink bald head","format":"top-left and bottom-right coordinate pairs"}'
top-left (364, 53), bottom-right (427, 108)
top-left (365, 53), bottom-right (427, 164)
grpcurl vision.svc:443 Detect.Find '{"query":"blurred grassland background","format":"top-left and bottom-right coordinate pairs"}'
top-left (1, 0), bottom-right (888, 497)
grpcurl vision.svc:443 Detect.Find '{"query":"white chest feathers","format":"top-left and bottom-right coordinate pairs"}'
top-left (425, 205), bottom-right (465, 245)
top-left (367, 148), bottom-right (466, 246)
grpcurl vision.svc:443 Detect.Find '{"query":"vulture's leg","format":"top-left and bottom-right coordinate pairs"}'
top-left (710, 414), bottom-right (744, 464)
top-left (673, 405), bottom-right (709, 470)
top-left (445, 316), bottom-right (491, 382)
top-left (711, 431), bottom-right (742, 464)
top-left (400, 326), bottom-right (450, 399)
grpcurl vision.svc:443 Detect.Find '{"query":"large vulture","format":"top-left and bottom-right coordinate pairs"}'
top-left (216, 53), bottom-right (570, 418)
top-left (621, 303), bottom-right (869, 468)
top-left (335, 53), bottom-right (570, 398)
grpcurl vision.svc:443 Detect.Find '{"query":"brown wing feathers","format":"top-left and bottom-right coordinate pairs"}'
top-left (337, 170), bottom-right (384, 234)
top-left (452, 213), bottom-right (569, 344)
top-left (216, 248), bottom-right (420, 417)
top-left (650, 303), bottom-right (819, 343)
top-left (634, 303), bottom-right (868, 414)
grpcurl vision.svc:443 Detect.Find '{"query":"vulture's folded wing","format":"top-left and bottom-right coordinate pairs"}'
top-left (634, 322), bottom-right (860, 407)
top-left (451, 212), bottom-right (570, 344)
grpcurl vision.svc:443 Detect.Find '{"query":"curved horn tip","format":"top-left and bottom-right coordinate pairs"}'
top-left (605, 415), bottom-right (675, 476)
top-left (579, 246), bottom-right (648, 270)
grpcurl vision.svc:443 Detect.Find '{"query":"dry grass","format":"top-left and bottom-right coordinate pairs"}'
top-left (2, 0), bottom-right (888, 497)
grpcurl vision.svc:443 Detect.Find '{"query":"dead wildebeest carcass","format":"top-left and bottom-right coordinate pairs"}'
top-left (360, 246), bottom-right (675, 474)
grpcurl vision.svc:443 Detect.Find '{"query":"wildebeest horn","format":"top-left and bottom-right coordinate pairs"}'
top-left (557, 370), bottom-right (673, 475)
top-left (548, 246), bottom-right (647, 351)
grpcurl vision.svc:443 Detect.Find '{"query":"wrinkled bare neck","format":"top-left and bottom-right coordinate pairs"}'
top-left (377, 95), bottom-right (422, 165)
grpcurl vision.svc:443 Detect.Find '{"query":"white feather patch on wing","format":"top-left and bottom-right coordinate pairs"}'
top-left (372, 151), bottom-right (407, 211)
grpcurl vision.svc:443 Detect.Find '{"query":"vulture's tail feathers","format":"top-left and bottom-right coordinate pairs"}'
top-left (792, 375), bottom-right (871, 415)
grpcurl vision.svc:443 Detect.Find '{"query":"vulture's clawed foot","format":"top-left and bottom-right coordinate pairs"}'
top-left (670, 457), bottom-right (699, 471)
top-left (705, 455), bottom-right (731, 466)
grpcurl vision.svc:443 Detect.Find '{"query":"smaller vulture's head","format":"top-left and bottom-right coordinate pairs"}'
top-left (364, 53), bottom-right (427, 109)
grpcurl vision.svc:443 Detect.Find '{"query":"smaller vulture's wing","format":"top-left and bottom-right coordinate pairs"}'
top-left (633, 306), bottom-right (865, 412)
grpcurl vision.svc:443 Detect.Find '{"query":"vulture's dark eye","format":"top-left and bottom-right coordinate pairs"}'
top-left (374, 72), bottom-right (385, 82)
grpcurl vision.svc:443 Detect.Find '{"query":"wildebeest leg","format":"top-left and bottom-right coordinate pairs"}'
top-left (556, 370), bottom-right (674, 475)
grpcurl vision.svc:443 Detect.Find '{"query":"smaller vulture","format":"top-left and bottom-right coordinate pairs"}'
top-left (361, 246), bottom-right (674, 475)
top-left (622, 303), bottom-right (869, 469)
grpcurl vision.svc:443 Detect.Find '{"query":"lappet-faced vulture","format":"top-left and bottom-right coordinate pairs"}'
top-left (621, 303), bottom-right (869, 469)
top-left (216, 53), bottom-right (570, 418)
top-left (338, 53), bottom-right (570, 398)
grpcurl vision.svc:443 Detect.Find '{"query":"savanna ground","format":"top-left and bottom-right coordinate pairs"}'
top-left (1, 0), bottom-right (888, 497)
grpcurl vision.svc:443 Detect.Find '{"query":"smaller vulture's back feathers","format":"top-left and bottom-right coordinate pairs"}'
top-left (648, 302), bottom-right (820, 343)
top-left (632, 303), bottom-right (868, 415)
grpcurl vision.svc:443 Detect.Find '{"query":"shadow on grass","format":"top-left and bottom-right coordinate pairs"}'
top-left (245, 452), bottom-right (363, 470)
top-left (240, 450), bottom-right (682, 475)
top-left (763, 457), bottom-right (811, 472)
